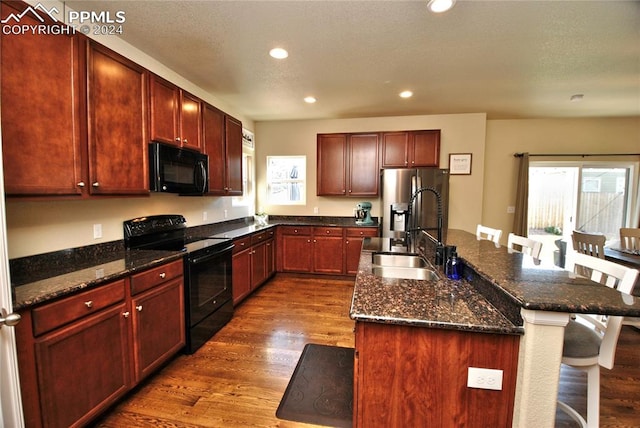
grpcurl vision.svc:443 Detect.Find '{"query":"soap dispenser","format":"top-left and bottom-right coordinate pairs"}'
top-left (445, 250), bottom-right (462, 280)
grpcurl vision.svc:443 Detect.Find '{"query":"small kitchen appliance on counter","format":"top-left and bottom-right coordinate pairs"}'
top-left (124, 214), bottom-right (234, 354)
top-left (355, 201), bottom-right (374, 225)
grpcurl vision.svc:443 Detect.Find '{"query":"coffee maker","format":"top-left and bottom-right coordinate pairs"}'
top-left (355, 202), bottom-right (374, 225)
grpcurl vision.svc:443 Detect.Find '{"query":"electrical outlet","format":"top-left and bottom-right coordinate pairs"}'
top-left (224, 209), bottom-right (228, 219)
top-left (467, 367), bottom-right (503, 391)
top-left (203, 211), bottom-right (208, 221)
top-left (93, 224), bottom-right (102, 239)
top-left (507, 206), bottom-right (516, 214)
top-left (314, 207), bottom-right (319, 214)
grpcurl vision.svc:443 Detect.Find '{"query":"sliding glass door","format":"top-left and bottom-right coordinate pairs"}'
top-left (528, 162), bottom-right (637, 263)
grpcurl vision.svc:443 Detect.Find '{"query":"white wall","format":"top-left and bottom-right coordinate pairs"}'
top-left (255, 113), bottom-right (487, 234)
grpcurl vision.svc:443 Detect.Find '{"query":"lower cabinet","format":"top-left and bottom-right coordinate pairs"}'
top-left (278, 225), bottom-right (379, 275)
top-left (16, 259), bottom-right (185, 428)
top-left (354, 322), bottom-right (519, 427)
top-left (232, 229), bottom-right (276, 305)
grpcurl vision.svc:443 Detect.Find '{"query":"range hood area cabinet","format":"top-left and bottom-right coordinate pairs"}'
top-left (149, 74), bottom-right (202, 152)
top-left (381, 130), bottom-right (441, 168)
top-left (317, 133), bottom-right (380, 196)
top-left (203, 104), bottom-right (243, 196)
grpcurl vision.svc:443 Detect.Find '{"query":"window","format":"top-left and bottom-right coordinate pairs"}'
top-left (266, 156), bottom-right (306, 205)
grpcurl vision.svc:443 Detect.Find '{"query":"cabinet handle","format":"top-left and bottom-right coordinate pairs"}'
top-left (294, 229), bottom-right (298, 233)
top-left (313, 239), bottom-right (317, 243)
top-left (183, 138), bottom-right (188, 144)
top-left (84, 301), bottom-right (93, 309)
top-left (92, 182), bottom-right (100, 187)
top-left (308, 239), bottom-right (311, 243)
top-left (77, 181), bottom-right (85, 187)
top-left (326, 230), bottom-right (330, 234)
top-left (346, 240), bottom-right (350, 244)
top-left (159, 272), bottom-right (166, 279)
top-left (136, 305), bottom-right (143, 312)
top-left (123, 311), bottom-right (130, 318)
top-left (175, 137), bottom-right (181, 142)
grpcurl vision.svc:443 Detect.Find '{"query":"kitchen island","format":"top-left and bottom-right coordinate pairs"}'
top-left (350, 229), bottom-right (640, 428)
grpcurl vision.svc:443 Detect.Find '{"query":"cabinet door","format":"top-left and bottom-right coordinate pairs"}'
top-left (345, 228), bottom-right (379, 275)
top-left (251, 241), bottom-right (267, 289)
top-left (317, 134), bottom-right (347, 196)
top-left (411, 130), bottom-right (440, 167)
top-left (180, 91), bottom-right (202, 151)
top-left (1, 2), bottom-right (84, 196)
top-left (281, 234), bottom-right (312, 272)
top-left (313, 235), bottom-right (345, 274)
top-left (149, 75), bottom-right (180, 146)
top-left (35, 304), bottom-right (130, 428)
top-left (225, 115), bottom-right (244, 195)
top-left (87, 41), bottom-right (149, 195)
top-left (348, 133), bottom-right (379, 196)
top-left (131, 278), bottom-right (185, 383)
top-left (232, 247), bottom-right (252, 305)
top-left (203, 104), bottom-right (227, 194)
top-left (381, 132), bottom-right (409, 168)
top-left (265, 238), bottom-right (276, 279)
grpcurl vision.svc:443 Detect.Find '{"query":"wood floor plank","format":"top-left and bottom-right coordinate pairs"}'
top-left (93, 275), bottom-right (639, 427)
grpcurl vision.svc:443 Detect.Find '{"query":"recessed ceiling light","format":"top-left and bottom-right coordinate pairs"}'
top-left (570, 94), bottom-right (584, 102)
top-left (399, 90), bottom-right (413, 98)
top-left (427, 0), bottom-right (456, 13)
top-left (269, 47), bottom-right (288, 59)
top-left (304, 96), bottom-right (317, 104)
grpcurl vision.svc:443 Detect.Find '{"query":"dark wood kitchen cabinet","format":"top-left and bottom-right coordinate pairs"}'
top-left (381, 130), bottom-right (441, 168)
top-left (15, 259), bottom-right (185, 428)
top-left (312, 227), bottom-right (345, 274)
top-left (354, 322), bottom-right (519, 428)
top-left (232, 229), bottom-right (276, 305)
top-left (149, 74), bottom-right (202, 151)
top-left (87, 41), bottom-right (149, 195)
top-left (1, 1), bottom-right (85, 196)
top-left (317, 133), bottom-right (379, 196)
top-left (279, 226), bottom-right (313, 272)
top-left (345, 227), bottom-right (379, 275)
top-left (203, 104), bottom-right (244, 196)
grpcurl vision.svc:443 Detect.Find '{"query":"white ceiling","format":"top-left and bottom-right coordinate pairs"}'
top-left (65, 0), bottom-right (640, 122)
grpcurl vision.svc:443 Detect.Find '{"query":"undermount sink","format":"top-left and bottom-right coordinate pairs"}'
top-left (372, 253), bottom-right (428, 268)
top-left (371, 253), bottom-right (438, 281)
top-left (372, 266), bottom-right (439, 281)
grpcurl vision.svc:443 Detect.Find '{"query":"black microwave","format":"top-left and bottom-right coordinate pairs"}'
top-left (149, 142), bottom-right (208, 195)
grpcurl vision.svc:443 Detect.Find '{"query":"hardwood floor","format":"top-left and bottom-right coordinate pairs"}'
top-left (93, 275), bottom-right (639, 428)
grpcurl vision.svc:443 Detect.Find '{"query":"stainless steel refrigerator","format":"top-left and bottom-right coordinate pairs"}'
top-left (381, 168), bottom-right (449, 242)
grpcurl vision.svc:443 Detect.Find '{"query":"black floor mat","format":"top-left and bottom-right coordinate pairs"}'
top-left (276, 343), bottom-right (354, 427)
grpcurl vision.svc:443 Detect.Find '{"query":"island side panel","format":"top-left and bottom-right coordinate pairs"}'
top-left (354, 321), bottom-right (520, 428)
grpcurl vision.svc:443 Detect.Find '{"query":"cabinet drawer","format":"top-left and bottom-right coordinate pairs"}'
top-left (130, 259), bottom-right (183, 295)
top-left (280, 226), bottom-right (312, 236)
top-left (32, 279), bottom-right (126, 337)
top-left (345, 227), bottom-right (379, 237)
top-left (313, 227), bottom-right (343, 237)
top-left (251, 232), bottom-right (267, 245)
top-left (233, 236), bottom-right (252, 254)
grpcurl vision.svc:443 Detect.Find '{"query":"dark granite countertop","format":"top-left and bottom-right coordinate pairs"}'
top-left (350, 230), bottom-right (640, 334)
top-left (445, 229), bottom-right (640, 317)
top-left (350, 238), bottom-right (523, 335)
top-left (13, 250), bottom-right (184, 310)
top-left (11, 216), bottom-right (380, 311)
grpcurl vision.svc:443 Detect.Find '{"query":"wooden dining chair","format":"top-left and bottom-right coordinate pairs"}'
top-left (572, 231), bottom-right (606, 278)
top-left (507, 233), bottom-right (543, 260)
top-left (476, 224), bottom-right (502, 247)
top-left (619, 228), bottom-right (640, 252)
top-left (560, 251), bottom-right (639, 428)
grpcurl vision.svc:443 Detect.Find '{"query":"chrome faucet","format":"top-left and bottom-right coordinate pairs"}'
top-left (406, 186), bottom-right (443, 246)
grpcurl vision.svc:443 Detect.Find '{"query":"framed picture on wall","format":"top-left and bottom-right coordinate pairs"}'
top-left (449, 153), bottom-right (472, 175)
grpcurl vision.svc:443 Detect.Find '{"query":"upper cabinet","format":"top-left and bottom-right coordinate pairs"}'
top-left (149, 74), bottom-right (202, 151)
top-left (203, 104), bottom-right (243, 196)
top-left (381, 130), bottom-right (441, 168)
top-left (87, 41), bottom-right (149, 195)
top-left (317, 133), bottom-right (379, 196)
top-left (1, 1), bottom-right (85, 196)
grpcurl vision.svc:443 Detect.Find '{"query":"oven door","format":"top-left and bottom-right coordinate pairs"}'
top-left (185, 243), bottom-right (233, 327)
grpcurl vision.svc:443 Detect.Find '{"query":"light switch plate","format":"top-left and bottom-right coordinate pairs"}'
top-left (467, 367), bottom-right (503, 390)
